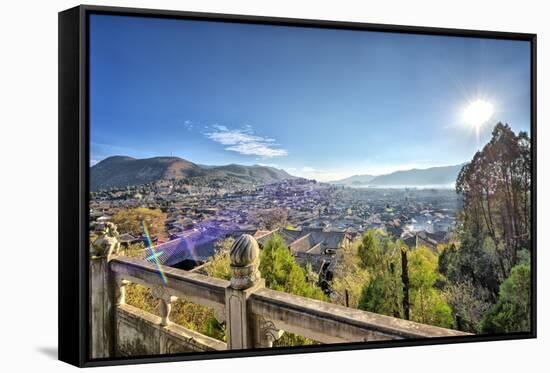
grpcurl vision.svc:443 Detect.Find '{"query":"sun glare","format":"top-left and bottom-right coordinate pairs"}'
top-left (463, 99), bottom-right (494, 135)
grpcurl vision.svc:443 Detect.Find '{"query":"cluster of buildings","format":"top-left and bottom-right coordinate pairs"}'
top-left (90, 178), bottom-right (460, 290)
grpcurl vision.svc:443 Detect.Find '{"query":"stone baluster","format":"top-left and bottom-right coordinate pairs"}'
top-left (89, 222), bottom-right (120, 359)
top-left (159, 299), bottom-right (172, 327)
top-left (152, 286), bottom-right (177, 327)
top-left (115, 279), bottom-right (129, 306)
top-left (225, 234), bottom-right (265, 349)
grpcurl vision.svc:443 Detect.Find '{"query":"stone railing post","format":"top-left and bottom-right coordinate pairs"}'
top-left (89, 223), bottom-right (120, 359)
top-left (225, 234), bottom-right (265, 349)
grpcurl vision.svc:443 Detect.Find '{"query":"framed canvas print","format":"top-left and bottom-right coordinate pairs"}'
top-left (58, 5), bottom-right (536, 367)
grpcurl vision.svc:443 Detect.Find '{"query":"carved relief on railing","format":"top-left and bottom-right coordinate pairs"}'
top-left (255, 316), bottom-right (284, 348)
top-left (213, 308), bottom-right (226, 323)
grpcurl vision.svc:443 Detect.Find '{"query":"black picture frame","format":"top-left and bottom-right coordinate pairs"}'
top-left (58, 4), bottom-right (537, 368)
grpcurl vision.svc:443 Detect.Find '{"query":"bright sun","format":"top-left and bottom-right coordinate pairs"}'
top-left (463, 99), bottom-right (494, 131)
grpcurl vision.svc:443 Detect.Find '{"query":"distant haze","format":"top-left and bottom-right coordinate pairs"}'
top-left (329, 164), bottom-right (463, 188)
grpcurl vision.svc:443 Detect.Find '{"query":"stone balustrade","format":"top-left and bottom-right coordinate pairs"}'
top-left (90, 231), bottom-right (468, 358)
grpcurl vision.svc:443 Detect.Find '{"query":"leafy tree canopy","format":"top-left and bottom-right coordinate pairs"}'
top-left (260, 234), bottom-right (327, 301)
top-left (111, 207), bottom-right (167, 238)
top-left (481, 264), bottom-right (531, 333)
top-left (356, 230), bottom-right (453, 328)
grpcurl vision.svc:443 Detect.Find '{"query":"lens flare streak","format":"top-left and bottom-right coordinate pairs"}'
top-left (142, 221), bottom-right (168, 284)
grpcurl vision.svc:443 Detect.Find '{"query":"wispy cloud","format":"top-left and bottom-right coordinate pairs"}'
top-left (183, 120), bottom-right (194, 130)
top-left (256, 163), bottom-right (279, 168)
top-left (205, 125), bottom-right (288, 158)
top-left (212, 124), bottom-right (228, 131)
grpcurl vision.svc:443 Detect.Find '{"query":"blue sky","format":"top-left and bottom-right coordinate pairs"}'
top-left (90, 14), bottom-right (531, 181)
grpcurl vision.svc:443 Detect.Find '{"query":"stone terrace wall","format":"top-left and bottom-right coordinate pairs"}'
top-left (116, 304), bottom-right (225, 356)
top-left (90, 230), bottom-right (470, 358)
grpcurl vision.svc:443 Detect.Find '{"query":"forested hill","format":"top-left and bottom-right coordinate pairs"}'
top-left (90, 156), bottom-right (296, 191)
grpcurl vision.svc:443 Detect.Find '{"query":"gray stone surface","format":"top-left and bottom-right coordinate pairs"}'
top-left (91, 231), bottom-right (469, 358)
top-left (229, 234), bottom-right (261, 290)
top-left (117, 304), bottom-right (226, 356)
top-left (89, 225), bottom-right (119, 358)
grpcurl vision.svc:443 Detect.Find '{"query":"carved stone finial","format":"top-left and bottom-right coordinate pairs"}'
top-left (230, 234), bottom-right (259, 266)
top-left (91, 222), bottom-right (120, 258)
top-left (229, 234), bottom-right (261, 289)
top-left (104, 222), bottom-right (119, 238)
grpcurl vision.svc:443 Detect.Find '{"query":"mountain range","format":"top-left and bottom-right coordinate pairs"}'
top-left (91, 156), bottom-right (465, 191)
top-left (329, 164), bottom-right (464, 188)
top-left (90, 156), bottom-right (295, 191)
